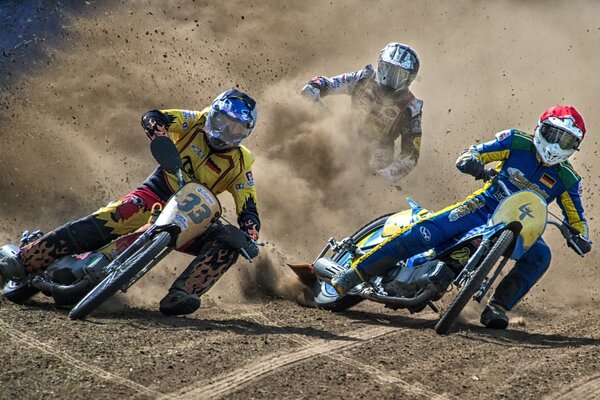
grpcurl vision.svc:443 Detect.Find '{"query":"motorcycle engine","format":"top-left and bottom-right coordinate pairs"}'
top-left (382, 260), bottom-right (455, 301)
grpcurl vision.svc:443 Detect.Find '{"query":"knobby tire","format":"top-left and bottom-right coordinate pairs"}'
top-left (68, 231), bottom-right (171, 320)
top-left (434, 230), bottom-right (514, 335)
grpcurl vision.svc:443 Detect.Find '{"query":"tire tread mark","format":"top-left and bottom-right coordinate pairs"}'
top-left (168, 323), bottom-right (448, 400)
top-left (0, 319), bottom-right (166, 399)
top-left (545, 373), bottom-right (600, 400)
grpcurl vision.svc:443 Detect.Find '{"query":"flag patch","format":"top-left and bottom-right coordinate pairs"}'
top-left (540, 173), bottom-right (556, 188)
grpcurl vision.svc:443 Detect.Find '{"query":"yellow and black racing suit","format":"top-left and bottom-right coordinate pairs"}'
top-left (18, 107), bottom-right (259, 299)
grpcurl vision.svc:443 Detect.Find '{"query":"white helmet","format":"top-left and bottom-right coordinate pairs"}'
top-left (375, 42), bottom-right (420, 91)
top-left (533, 105), bottom-right (586, 166)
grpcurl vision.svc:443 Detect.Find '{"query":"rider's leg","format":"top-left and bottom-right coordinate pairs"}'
top-left (160, 226), bottom-right (239, 316)
top-left (331, 194), bottom-right (493, 294)
top-left (12, 188), bottom-right (162, 275)
top-left (481, 239), bottom-right (551, 329)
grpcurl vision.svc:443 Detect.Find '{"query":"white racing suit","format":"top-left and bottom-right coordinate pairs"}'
top-left (304, 64), bottom-right (423, 182)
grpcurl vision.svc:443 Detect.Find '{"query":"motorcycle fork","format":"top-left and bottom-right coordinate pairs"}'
top-left (452, 238), bottom-right (492, 288)
top-left (472, 255), bottom-right (510, 303)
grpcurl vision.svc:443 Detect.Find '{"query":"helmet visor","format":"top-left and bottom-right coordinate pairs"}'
top-left (540, 123), bottom-right (581, 150)
top-left (377, 61), bottom-right (411, 90)
top-left (206, 108), bottom-right (252, 147)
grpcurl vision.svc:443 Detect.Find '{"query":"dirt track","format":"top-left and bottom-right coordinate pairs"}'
top-left (1, 1), bottom-right (600, 399)
top-left (1, 297), bottom-right (599, 399)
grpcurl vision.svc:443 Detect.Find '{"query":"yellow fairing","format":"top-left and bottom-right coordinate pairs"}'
top-left (382, 210), bottom-right (414, 237)
top-left (490, 190), bottom-right (547, 250)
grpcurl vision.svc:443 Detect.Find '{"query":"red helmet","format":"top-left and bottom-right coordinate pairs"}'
top-left (533, 106), bottom-right (586, 165)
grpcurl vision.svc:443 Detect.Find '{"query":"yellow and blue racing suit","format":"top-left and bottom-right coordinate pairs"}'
top-left (353, 129), bottom-right (590, 310)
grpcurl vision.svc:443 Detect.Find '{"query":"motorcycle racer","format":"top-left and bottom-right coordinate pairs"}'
top-left (329, 105), bottom-right (592, 329)
top-left (301, 42), bottom-right (423, 183)
top-left (0, 89), bottom-right (261, 316)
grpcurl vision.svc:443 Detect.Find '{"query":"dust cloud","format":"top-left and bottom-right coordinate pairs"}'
top-left (1, 0), bottom-right (599, 310)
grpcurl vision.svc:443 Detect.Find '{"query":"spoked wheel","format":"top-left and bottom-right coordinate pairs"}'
top-left (68, 231), bottom-right (172, 320)
top-left (313, 214), bottom-right (392, 312)
top-left (434, 230), bottom-right (514, 335)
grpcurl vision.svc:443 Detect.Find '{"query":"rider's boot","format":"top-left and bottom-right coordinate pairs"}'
top-left (0, 255), bottom-right (26, 283)
top-left (480, 301), bottom-right (509, 329)
top-left (330, 267), bottom-right (364, 296)
top-left (159, 288), bottom-right (201, 316)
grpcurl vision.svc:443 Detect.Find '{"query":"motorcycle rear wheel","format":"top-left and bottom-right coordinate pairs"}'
top-left (313, 214), bottom-right (392, 312)
top-left (68, 231), bottom-right (171, 320)
top-left (2, 280), bottom-right (39, 304)
top-left (434, 229), bottom-right (514, 335)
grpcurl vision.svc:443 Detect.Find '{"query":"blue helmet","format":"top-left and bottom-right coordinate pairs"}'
top-left (205, 89), bottom-right (258, 151)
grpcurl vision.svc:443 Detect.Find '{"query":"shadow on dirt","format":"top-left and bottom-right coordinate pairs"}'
top-left (456, 326), bottom-right (600, 349)
top-left (60, 305), bottom-right (359, 342)
top-left (339, 307), bottom-right (437, 329)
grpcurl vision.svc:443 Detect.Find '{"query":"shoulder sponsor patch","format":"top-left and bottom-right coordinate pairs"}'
top-left (182, 110), bottom-right (198, 120)
top-left (235, 183), bottom-right (245, 190)
top-left (495, 129), bottom-right (512, 142)
top-left (246, 171), bottom-right (255, 186)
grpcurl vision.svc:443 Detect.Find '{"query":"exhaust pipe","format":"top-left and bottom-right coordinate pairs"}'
top-left (31, 276), bottom-right (93, 304)
top-left (360, 283), bottom-right (438, 308)
top-left (313, 258), bottom-right (346, 283)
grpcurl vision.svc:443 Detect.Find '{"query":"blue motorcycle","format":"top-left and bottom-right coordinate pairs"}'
top-left (289, 174), bottom-right (585, 334)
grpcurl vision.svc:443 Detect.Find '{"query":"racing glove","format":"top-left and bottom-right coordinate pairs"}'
top-left (300, 84), bottom-right (322, 103)
top-left (569, 234), bottom-right (592, 254)
top-left (456, 152), bottom-right (485, 179)
top-left (141, 109), bottom-right (170, 140)
top-left (369, 148), bottom-right (394, 171)
top-left (377, 157), bottom-right (416, 183)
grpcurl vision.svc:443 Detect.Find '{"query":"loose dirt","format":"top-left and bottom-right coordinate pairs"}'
top-left (1, 1), bottom-right (599, 399)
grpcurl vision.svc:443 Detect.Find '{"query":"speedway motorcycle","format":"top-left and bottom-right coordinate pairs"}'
top-left (289, 172), bottom-right (586, 334)
top-left (1, 136), bottom-right (256, 319)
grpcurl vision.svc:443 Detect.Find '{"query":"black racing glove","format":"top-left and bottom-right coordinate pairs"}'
top-left (456, 154), bottom-right (485, 179)
top-left (141, 109), bottom-right (171, 139)
top-left (480, 168), bottom-right (498, 182)
top-left (569, 234), bottom-right (592, 254)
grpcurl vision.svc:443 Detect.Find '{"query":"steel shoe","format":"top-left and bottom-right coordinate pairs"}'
top-left (159, 288), bottom-right (201, 316)
top-left (480, 303), bottom-right (509, 329)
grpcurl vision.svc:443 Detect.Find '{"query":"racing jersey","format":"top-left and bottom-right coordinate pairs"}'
top-left (142, 108), bottom-right (260, 230)
top-left (458, 129), bottom-right (588, 238)
top-left (308, 64), bottom-right (423, 176)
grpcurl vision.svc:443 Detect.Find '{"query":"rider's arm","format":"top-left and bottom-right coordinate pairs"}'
top-left (456, 129), bottom-right (513, 178)
top-left (301, 65), bottom-right (375, 99)
top-left (378, 100), bottom-right (423, 181)
top-left (141, 108), bottom-right (208, 143)
top-left (227, 149), bottom-right (261, 240)
top-left (556, 180), bottom-right (591, 253)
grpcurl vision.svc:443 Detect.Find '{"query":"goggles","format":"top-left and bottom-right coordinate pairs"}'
top-left (539, 122), bottom-right (581, 150)
top-left (377, 61), bottom-right (412, 90)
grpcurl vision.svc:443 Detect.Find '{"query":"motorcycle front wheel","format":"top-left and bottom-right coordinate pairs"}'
top-left (68, 231), bottom-right (172, 320)
top-left (434, 229), bottom-right (514, 335)
top-left (313, 214), bottom-right (392, 312)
